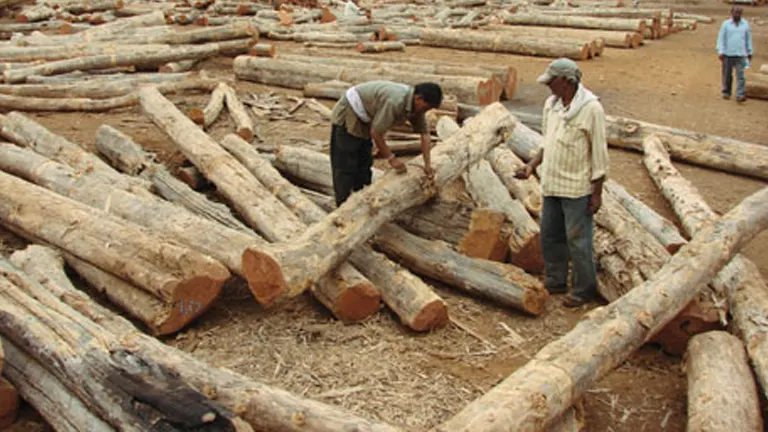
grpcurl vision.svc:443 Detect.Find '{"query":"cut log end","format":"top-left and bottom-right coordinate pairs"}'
top-left (409, 299), bottom-right (449, 332)
top-left (237, 128), bottom-right (254, 142)
top-left (242, 247), bottom-right (285, 306)
top-left (159, 272), bottom-right (228, 335)
top-left (249, 44), bottom-right (276, 58)
top-left (457, 209), bottom-right (508, 262)
top-left (650, 300), bottom-right (722, 356)
top-left (523, 287), bottom-right (549, 316)
top-left (333, 282), bottom-right (381, 322)
top-left (188, 107), bottom-right (205, 125)
top-left (476, 77), bottom-right (504, 107)
top-left (502, 66), bottom-right (517, 101)
top-left (507, 232), bottom-right (545, 274)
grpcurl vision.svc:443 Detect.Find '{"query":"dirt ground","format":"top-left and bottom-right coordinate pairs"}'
top-left (2, 1), bottom-right (767, 431)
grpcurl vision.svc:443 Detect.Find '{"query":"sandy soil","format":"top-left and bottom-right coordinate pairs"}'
top-left (1, 1), bottom-right (767, 431)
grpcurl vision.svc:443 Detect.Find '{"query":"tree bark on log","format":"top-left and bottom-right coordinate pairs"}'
top-left (485, 24), bottom-right (639, 48)
top-left (357, 41), bottom-right (405, 52)
top-left (95, 124), bottom-right (250, 233)
top-left (242, 103), bottom-right (516, 302)
top-left (119, 21), bottom-right (259, 45)
top-left (234, 56), bottom-right (504, 105)
top-left (9, 245), bottom-right (405, 432)
top-left (73, 9), bottom-right (166, 41)
top-left (220, 134), bottom-right (447, 329)
top-left (486, 146), bottom-right (542, 217)
top-left (220, 83), bottom-right (255, 141)
top-left (0, 260), bottom-right (251, 432)
top-left (0, 170), bottom-right (230, 322)
top-left (603, 181), bottom-right (686, 254)
top-left (0, 43), bottom-right (171, 62)
top-left (374, 223), bottom-right (548, 314)
top-left (745, 73), bottom-right (768, 100)
top-left (420, 28), bottom-right (591, 60)
top-left (4, 40), bottom-right (255, 83)
top-left (189, 82), bottom-right (227, 127)
top-left (0, 72), bottom-right (192, 98)
top-left (686, 331), bottom-right (763, 432)
top-left (433, 185), bottom-right (768, 432)
top-left (501, 11), bottom-right (646, 32)
top-left (249, 43), bottom-right (276, 56)
top-left (643, 134), bottom-right (768, 398)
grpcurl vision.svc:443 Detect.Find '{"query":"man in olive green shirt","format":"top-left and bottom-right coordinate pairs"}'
top-left (329, 81), bottom-right (443, 206)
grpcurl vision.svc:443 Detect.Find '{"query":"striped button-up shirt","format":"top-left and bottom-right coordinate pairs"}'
top-left (540, 90), bottom-right (609, 198)
top-left (717, 18), bottom-right (753, 57)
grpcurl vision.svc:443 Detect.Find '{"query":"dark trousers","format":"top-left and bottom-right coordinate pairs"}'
top-left (722, 56), bottom-right (746, 99)
top-left (540, 195), bottom-right (597, 300)
top-left (330, 124), bottom-right (373, 206)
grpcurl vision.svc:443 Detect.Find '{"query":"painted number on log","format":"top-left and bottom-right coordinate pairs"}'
top-left (177, 299), bottom-right (203, 316)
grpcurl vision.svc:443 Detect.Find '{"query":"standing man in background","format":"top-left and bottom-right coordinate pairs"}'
top-left (717, 7), bottom-right (753, 102)
top-left (329, 81), bottom-right (443, 206)
top-left (515, 58), bottom-right (609, 308)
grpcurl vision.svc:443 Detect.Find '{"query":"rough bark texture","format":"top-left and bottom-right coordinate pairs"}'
top-left (0, 258), bottom-right (250, 432)
top-left (420, 28), bottom-right (591, 60)
top-left (357, 41), bottom-right (405, 52)
top-left (501, 11), bottom-right (646, 32)
top-left (234, 55), bottom-right (503, 105)
top-left (487, 146), bottom-right (542, 217)
top-left (11, 245), bottom-right (404, 432)
top-left (486, 24), bottom-right (639, 49)
top-left (745, 72), bottom-right (768, 100)
top-left (0, 73), bottom-right (192, 98)
top-left (0, 170), bottom-right (230, 325)
top-left (220, 82), bottom-right (255, 141)
top-left (374, 224), bottom-right (548, 315)
top-left (243, 103), bottom-right (516, 303)
top-left (686, 331), bottom-right (763, 432)
top-left (642, 134), bottom-right (768, 399)
top-left (433, 185), bottom-right (768, 432)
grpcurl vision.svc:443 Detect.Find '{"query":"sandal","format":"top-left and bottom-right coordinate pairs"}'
top-left (563, 294), bottom-right (590, 308)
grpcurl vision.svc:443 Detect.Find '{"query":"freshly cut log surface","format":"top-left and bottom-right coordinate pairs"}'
top-left (434, 185), bottom-right (768, 431)
top-left (242, 103), bottom-right (516, 301)
top-left (686, 331), bottom-right (763, 432)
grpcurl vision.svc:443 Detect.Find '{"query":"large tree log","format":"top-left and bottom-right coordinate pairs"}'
top-left (190, 82), bottom-right (227, 128)
top-left (2, 340), bottom-right (113, 432)
top-left (438, 117), bottom-right (543, 272)
top-left (0, 72), bottom-right (192, 98)
top-left (686, 331), bottom-right (763, 432)
top-left (486, 146), bottom-right (542, 217)
top-left (4, 40), bottom-right (255, 83)
top-left (420, 28), bottom-right (592, 60)
top-left (96, 124), bottom-right (250, 233)
top-left (220, 83), bottom-right (255, 141)
top-left (485, 24), bottom-right (641, 49)
top-left (0, 43), bottom-right (171, 62)
top-left (433, 185), bottom-right (768, 431)
top-left (10, 245), bottom-right (405, 432)
top-left (242, 103), bottom-right (516, 302)
top-left (357, 41), bottom-right (405, 52)
top-left (139, 87), bottom-right (379, 314)
top-left (0, 78), bottom-right (218, 112)
top-left (373, 224), bottom-right (548, 314)
top-left (0, 170), bottom-right (230, 326)
top-left (642, 134), bottom-right (768, 399)
top-left (603, 181), bottom-right (686, 253)
top-left (281, 52), bottom-right (517, 101)
top-left (538, 7), bottom-right (665, 19)
top-left (72, 9), bottom-right (166, 41)
top-left (220, 134), bottom-right (444, 329)
top-left (501, 10), bottom-right (646, 32)
top-left (0, 111), bottom-right (148, 191)
top-left (118, 21), bottom-right (259, 45)
top-left (0, 259), bottom-right (251, 432)
top-left (234, 56), bottom-right (503, 105)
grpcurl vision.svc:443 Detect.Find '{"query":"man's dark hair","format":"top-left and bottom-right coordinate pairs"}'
top-left (414, 82), bottom-right (443, 107)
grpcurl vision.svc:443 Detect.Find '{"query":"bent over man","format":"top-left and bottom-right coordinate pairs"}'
top-left (516, 58), bottom-right (609, 308)
top-left (329, 81), bottom-right (443, 206)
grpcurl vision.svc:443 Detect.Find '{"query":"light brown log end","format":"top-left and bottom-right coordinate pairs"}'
top-left (59, 22), bottom-right (74, 34)
top-left (195, 15), bottom-right (209, 26)
top-left (408, 299), bottom-right (449, 332)
top-left (237, 127), bottom-right (254, 142)
top-left (15, 16), bottom-right (29, 23)
top-left (321, 7), bottom-right (336, 23)
top-left (579, 43), bottom-right (590, 61)
top-left (236, 4), bottom-right (251, 15)
top-left (278, 10), bottom-right (293, 26)
top-left (188, 108), bottom-right (205, 125)
top-left (508, 232), bottom-right (545, 275)
top-left (650, 300), bottom-right (722, 356)
top-left (502, 66), bottom-right (517, 101)
top-left (356, 42), bottom-right (365, 52)
top-left (522, 286), bottom-right (549, 316)
top-left (241, 247), bottom-right (285, 306)
top-left (249, 44), bottom-right (276, 57)
top-left (476, 76), bottom-right (504, 106)
top-left (458, 209), bottom-right (508, 262)
top-left (177, 165), bottom-right (207, 190)
top-left (333, 282), bottom-right (381, 322)
top-left (666, 241), bottom-right (685, 255)
top-left (159, 270), bottom-right (229, 335)
top-left (0, 377), bottom-right (20, 429)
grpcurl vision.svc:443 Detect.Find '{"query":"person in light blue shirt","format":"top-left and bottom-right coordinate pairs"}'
top-left (717, 7), bottom-right (753, 102)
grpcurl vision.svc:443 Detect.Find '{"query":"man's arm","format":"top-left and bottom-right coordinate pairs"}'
top-left (515, 148), bottom-right (543, 179)
top-left (717, 21), bottom-right (727, 60)
top-left (588, 104), bottom-right (609, 214)
top-left (371, 127), bottom-right (405, 173)
top-left (419, 132), bottom-right (433, 176)
top-left (746, 25), bottom-right (753, 59)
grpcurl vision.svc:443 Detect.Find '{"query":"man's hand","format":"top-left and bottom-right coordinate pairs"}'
top-left (423, 164), bottom-right (435, 180)
top-left (389, 156), bottom-right (407, 174)
top-left (514, 164), bottom-right (534, 179)
top-left (748, 54), bottom-right (753, 61)
top-left (588, 192), bottom-right (602, 215)
top-left (719, 54), bottom-right (724, 62)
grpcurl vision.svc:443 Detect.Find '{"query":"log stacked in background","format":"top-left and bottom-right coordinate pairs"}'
top-left (485, 24), bottom-right (641, 49)
top-left (500, 10), bottom-right (647, 33)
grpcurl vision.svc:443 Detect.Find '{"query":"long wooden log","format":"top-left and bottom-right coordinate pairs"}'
top-left (242, 103), bottom-right (515, 302)
top-left (189, 82), bottom-right (227, 127)
top-left (220, 134), bottom-right (445, 329)
top-left (438, 117), bottom-right (543, 272)
top-left (0, 259), bottom-right (251, 432)
top-left (420, 28), bottom-right (591, 60)
top-left (96, 124), bottom-right (250, 233)
top-left (500, 11), bottom-right (646, 32)
top-left (538, 7), bottom-right (664, 19)
top-left (603, 181), bottom-right (686, 253)
top-left (486, 146), bottom-right (542, 217)
top-left (356, 41), bottom-right (405, 52)
top-left (281, 53), bottom-right (517, 101)
top-left (686, 331), bottom-right (763, 432)
top-left (0, 72), bottom-right (193, 93)
top-left (0, 78), bottom-right (218, 111)
top-left (485, 24), bottom-right (640, 49)
top-left (4, 40), bottom-right (255, 83)
top-left (73, 9), bottom-right (166, 41)
top-left (139, 87), bottom-right (379, 313)
top-left (220, 83), bottom-right (255, 141)
top-left (10, 245), bottom-right (405, 432)
top-left (642, 134), bottom-right (768, 399)
top-left (120, 21), bottom-right (259, 45)
top-left (0, 170), bottom-right (230, 320)
top-left (434, 185), bottom-right (768, 431)
top-left (234, 56), bottom-right (503, 105)
top-left (0, 43), bottom-right (172, 62)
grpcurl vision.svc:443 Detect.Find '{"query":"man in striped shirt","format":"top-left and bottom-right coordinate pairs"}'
top-left (516, 58), bottom-right (609, 308)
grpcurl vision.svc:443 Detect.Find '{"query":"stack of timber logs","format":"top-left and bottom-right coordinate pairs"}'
top-left (2, 244), bottom-right (404, 432)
